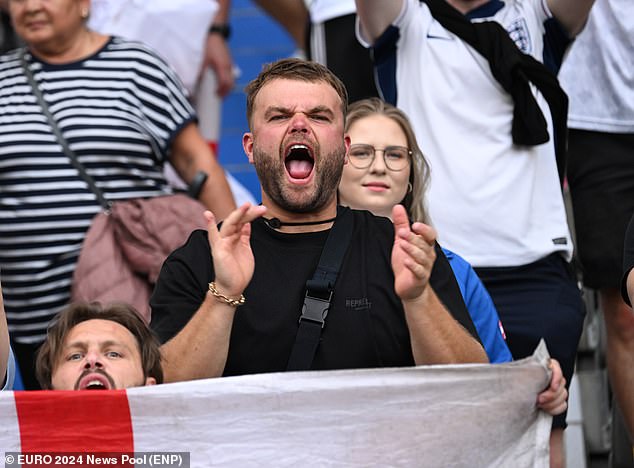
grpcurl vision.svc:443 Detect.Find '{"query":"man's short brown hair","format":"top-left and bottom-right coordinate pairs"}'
top-left (244, 58), bottom-right (349, 129)
top-left (36, 303), bottom-right (163, 389)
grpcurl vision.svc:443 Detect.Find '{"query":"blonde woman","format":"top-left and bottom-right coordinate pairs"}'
top-left (339, 97), bottom-right (511, 363)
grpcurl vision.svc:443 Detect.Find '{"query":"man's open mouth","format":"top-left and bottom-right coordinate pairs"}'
top-left (76, 372), bottom-right (114, 390)
top-left (285, 144), bottom-right (314, 180)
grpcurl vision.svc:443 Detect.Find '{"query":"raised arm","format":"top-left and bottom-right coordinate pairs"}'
top-left (159, 203), bottom-right (266, 382)
top-left (391, 205), bottom-right (488, 364)
top-left (170, 122), bottom-right (237, 221)
top-left (625, 214), bottom-right (634, 307)
top-left (0, 283), bottom-right (9, 386)
top-left (355, 0), bottom-right (404, 44)
top-left (204, 0), bottom-right (235, 97)
top-left (547, 0), bottom-right (595, 37)
top-left (627, 269), bottom-right (634, 306)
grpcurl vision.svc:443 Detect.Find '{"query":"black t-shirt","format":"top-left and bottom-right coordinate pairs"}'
top-left (150, 207), bottom-right (479, 376)
top-left (622, 214), bottom-right (634, 306)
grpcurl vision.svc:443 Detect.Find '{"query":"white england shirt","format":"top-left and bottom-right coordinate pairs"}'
top-left (359, 0), bottom-right (573, 267)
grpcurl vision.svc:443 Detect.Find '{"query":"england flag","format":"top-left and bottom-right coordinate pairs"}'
top-left (0, 345), bottom-right (552, 467)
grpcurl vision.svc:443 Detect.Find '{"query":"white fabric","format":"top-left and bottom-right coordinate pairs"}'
top-left (308, 0), bottom-right (356, 23)
top-left (359, 0), bottom-right (572, 267)
top-left (559, 0), bottom-right (634, 133)
top-left (0, 344), bottom-right (553, 466)
top-left (0, 387), bottom-right (20, 450)
top-left (88, 0), bottom-right (218, 95)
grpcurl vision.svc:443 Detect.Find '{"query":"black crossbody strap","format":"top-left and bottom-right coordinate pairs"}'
top-left (286, 207), bottom-right (354, 371)
top-left (20, 50), bottom-right (111, 210)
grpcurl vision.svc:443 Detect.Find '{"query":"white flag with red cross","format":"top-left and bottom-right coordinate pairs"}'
top-left (0, 348), bottom-right (551, 467)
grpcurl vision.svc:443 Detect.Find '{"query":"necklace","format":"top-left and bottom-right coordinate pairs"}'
top-left (263, 216), bottom-right (337, 229)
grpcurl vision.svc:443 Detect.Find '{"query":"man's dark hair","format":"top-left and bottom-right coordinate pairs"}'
top-left (245, 58), bottom-right (349, 129)
top-left (35, 302), bottom-right (163, 389)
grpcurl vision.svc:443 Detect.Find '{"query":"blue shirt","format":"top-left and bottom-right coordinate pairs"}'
top-left (443, 248), bottom-right (513, 363)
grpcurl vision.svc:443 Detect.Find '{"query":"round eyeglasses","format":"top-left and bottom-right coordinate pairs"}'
top-left (348, 144), bottom-right (412, 171)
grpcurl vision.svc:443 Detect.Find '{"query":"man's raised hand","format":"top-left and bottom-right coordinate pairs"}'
top-left (206, 203), bottom-right (267, 299)
top-left (391, 204), bottom-right (437, 301)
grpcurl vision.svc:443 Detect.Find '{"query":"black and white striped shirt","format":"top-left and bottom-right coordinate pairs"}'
top-left (0, 37), bottom-right (195, 343)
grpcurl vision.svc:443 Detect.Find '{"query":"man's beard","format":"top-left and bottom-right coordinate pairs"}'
top-left (253, 143), bottom-right (346, 213)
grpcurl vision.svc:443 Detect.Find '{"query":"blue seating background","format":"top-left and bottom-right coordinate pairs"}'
top-left (219, 0), bottom-right (298, 202)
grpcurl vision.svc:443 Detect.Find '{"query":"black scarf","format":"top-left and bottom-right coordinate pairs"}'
top-left (422, 0), bottom-right (569, 184)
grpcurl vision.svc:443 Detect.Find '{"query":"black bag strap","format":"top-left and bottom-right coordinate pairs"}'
top-left (286, 206), bottom-right (354, 371)
top-left (20, 50), bottom-right (111, 210)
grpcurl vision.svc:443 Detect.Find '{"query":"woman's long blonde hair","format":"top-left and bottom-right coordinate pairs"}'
top-left (344, 98), bottom-right (431, 223)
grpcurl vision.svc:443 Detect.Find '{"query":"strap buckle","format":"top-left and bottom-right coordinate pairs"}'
top-left (299, 288), bottom-right (332, 328)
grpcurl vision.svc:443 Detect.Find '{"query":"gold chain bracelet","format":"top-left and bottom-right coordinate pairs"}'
top-left (208, 282), bottom-right (245, 307)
